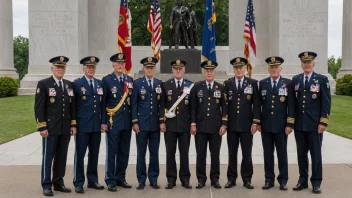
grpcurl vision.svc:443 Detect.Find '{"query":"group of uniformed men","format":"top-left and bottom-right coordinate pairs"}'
top-left (35, 51), bottom-right (331, 196)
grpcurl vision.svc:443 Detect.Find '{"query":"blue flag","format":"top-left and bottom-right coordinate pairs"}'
top-left (202, 0), bottom-right (216, 61)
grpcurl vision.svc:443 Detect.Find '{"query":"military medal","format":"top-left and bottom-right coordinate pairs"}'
top-left (312, 94), bottom-right (317, 99)
top-left (216, 99), bottom-right (219, 104)
top-left (68, 89), bottom-right (74, 96)
top-left (97, 88), bottom-right (103, 95)
top-left (100, 96), bottom-right (102, 102)
top-left (168, 96), bottom-right (172, 101)
top-left (129, 89), bottom-right (132, 95)
top-left (155, 85), bottom-right (162, 94)
top-left (49, 88), bottom-right (56, 96)
top-left (185, 99), bottom-right (189, 105)
top-left (50, 97), bottom-right (55, 103)
top-left (167, 90), bottom-right (172, 95)
top-left (280, 96), bottom-right (285, 102)
top-left (247, 95), bottom-right (251, 100)
top-left (127, 82), bottom-right (133, 89)
top-left (157, 95), bottom-right (161, 100)
top-left (214, 90), bottom-right (221, 98)
top-left (111, 86), bottom-right (117, 94)
top-left (82, 96), bottom-right (87, 100)
top-left (127, 97), bottom-right (131, 105)
top-left (113, 94), bottom-right (116, 98)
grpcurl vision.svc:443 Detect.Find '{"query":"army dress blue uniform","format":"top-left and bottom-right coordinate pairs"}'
top-left (131, 57), bottom-right (162, 186)
top-left (72, 56), bottom-right (104, 190)
top-left (259, 56), bottom-right (295, 188)
top-left (35, 56), bottom-right (76, 195)
top-left (102, 53), bottom-right (134, 187)
top-left (292, 52), bottom-right (331, 190)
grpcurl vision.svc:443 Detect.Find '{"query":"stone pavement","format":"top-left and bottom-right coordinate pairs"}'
top-left (0, 131), bottom-right (352, 165)
top-left (0, 164), bottom-right (352, 198)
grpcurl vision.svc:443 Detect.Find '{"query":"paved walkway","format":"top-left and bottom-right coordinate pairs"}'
top-left (0, 131), bottom-right (352, 165)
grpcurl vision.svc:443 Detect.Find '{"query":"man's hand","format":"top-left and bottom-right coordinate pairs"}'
top-left (70, 127), bottom-right (77, 136)
top-left (285, 127), bottom-right (293, 135)
top-left (40, 130), bottom-right (48, 137)
top-left (133, 124), bottom-right (140, 134)
top-left (101, 124), bottom-right (108, 133)
top-left (219, 126), bottom-right (227, 136)
top-left (318, 124), bottom-right (326, 134)
top-left (190, 125), bottom-right (197, 135)
top-left (251, 124), bottom-right (257, 135)
top-left (160, 123), bottom-right (166, 133)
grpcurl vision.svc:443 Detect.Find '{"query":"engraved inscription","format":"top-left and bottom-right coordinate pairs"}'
top-left (31, 12), bottom-right (74, 37)
top-left (282, 12), bottom-right (324, 38)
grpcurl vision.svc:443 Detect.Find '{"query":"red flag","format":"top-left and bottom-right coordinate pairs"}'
top-left (118, 0), bottom-right (132, 74)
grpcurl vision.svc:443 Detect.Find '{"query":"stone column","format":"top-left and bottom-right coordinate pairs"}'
top-left (0, 0), bottom-right (18, 79)
top-left (338, 0), bottom-right (352, 78)
top-left (19, 0), bottom-right (89, 95)
top-left (229, 0), bottom-right (269, 77)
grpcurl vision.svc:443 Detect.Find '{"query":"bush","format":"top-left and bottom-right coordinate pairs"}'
top-left (0, 76), bottom-right (19, 97)
top-left (336, 74), bottom-right (352, 96)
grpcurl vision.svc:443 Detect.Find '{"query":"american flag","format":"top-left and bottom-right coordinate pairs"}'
top-left (147, 0), bottom-right (162, 60)
top-left (243, 0), bottom-right (256, 78)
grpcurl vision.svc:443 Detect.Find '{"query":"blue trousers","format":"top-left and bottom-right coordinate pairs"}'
top-left (105, 129), bottom-right (132, 185)
top-left (73, 132), bottom-right (101, 188)
top-left (294, 130), bottom-right (323, 187)
top-left (136, 131), bottom-right (160, 183)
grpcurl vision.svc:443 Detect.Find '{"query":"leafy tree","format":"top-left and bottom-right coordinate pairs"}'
top-left (13, 36), bottom-right (29, 80)
top-left (328, 55), bottom-right (341, 79)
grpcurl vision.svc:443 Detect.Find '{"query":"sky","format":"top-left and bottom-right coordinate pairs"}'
top-left (12, 0), bottom-right (344, 58)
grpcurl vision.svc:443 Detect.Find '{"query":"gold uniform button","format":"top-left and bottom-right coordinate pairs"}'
top-left (177, 111), bottom-right (179, 114)
top-left (150, 102), bottom-right (153, 104)
top-left (151, 94), bottom-right (153, 97)
top-left (271, 112), bottom-right (274, 115)
top-left (238, 94), bottom-right (240, 96)
top-left (207, 108), bottom-right (210, 111)
top-left (94, 111), bottom-right (96, 113)
top-left (302, 111), bottom-right (305, 113)
top-left (62, 114), bottom-right (64, 116)
top-left (208, 103), bottom-right (210, 106)
top-left (63, 109), bottom-right (65, 111)
top-left (151, 106), bottom-right (153, 109)
top-left (238, 98), bottom-right (240, 101)
top-left (177, 107), bottom-right (179, 110)
top-left (150, 112), bottom-right (152, 114)
top-left (237, 111), bottom-right (240, 113)
top-left (124, 108), bottom-right (126, 110)
top-left (272, 106), bottom-right (274, 108)
top-left (94, 100), bottom-right (96, 102)
top-left (207, 114), bottom-right (210, 116)
top-left (304, 90), bottom-right (306, 92)
top-left (94, 96), bottom-right (96, 98)
top-left (303, 96), bottom-right (306, 98)
top-left (63, 104), bottom-right (65, 106)
top-left (178, 96), bottom-right (180, 98)
top-left (237, 106), bottom-right (240, 108)
top-left (303, 101), bottom-right (306, 103)
top-left (272, 96), bottom-right (275, 98)
top-left (94, 105), bottom-right (96, 108)
top-left (302, 105), bottom-right (305, 108)
top-left (272, 100), bottom-right (275, 103)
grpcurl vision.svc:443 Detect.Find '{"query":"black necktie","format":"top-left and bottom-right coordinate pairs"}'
top-left (148, 79), bottom-right (152, 92)
top-left (237, 80), bottom-right (241, 91)
top-left (305, 76), bottom-right (309, 90)
top-left (120, 77), bottom-right (124, 87)
top-left (273, 80), bottom-right (277, 93)
top-left (90, 79), bottom-right (93, 91)
top-left (58, 81), bottom-right (63, 92)
top-left (177, 80), bottom-right (181, 91)
top-left (208, 83), bottom-right (211, 93)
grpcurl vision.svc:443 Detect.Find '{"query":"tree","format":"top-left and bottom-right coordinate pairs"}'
top-left (13, 36), bottom-right (29, 80)
top-left (129, 0), bottom-right (229, 46)
top-left (328, 55), bottom-right (341, 79)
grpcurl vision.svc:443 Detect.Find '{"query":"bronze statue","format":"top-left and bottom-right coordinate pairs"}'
top-left (187, 3), bottom-right (198, 48)
top-left (169, 0), bottom-right (191, 49)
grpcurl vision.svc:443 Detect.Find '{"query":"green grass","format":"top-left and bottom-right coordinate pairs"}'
top-left (0, 95), bottom-right (351, 144)
top-left (0, 95), bottom-right (36, 144)
top-left (328, 95), bottom-right (352, 139)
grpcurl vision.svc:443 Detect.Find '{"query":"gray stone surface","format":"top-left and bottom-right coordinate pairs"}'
top-left (0, 164), bottom-right (352, 198)
top-left (0, 0), bottom-right (18, 79)
top-left (1, 131), bottom-right (352, 166)
top-left (338, 0), bottom-right (352, 78)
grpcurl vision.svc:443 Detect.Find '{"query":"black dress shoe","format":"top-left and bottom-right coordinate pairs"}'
top-left (243, 182), bottom-right (254, 189)
top-left (88, 183), bottom-right (105, 190)
top-left (182, 183), bottom-right (192, 189)
top-left (262, 183), bottom-right (274, 190)
top-left (136, 183), bottom-right (146, 190)
top-left (225, 181), bottom-right (236, 188)
top-left (107, 185), bottom-right (117, 192)
top-left (293, 183), bottom-right (308, 191)
top-left (280, 184), bottom-right (288, 191)
top-left (117, 182), bottom-right (132, 188)
top-left (43, 188), bottom-right (54, 196)
top-left (75, 187), bottom-right (84, 193)
top-left (196, 182), bottom-right (206, 189)
top-left (312, 187), bottom-right (321, 194)
top-left (150, 182), bottom-right (160, 189)
top-left (165, 182), bottom-right (176, 189)
top-left (211, 182), bottom-right (221, 189)
top-left (53, 185), bottom-right (71, 193)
